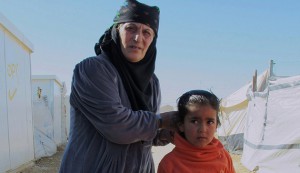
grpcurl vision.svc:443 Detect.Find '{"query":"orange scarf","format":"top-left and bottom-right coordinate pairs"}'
top-left (158, 133), bottom-right (235, 173)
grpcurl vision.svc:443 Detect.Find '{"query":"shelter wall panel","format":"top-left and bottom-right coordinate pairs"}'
top-left (32, 77), bottom-right (67, 150)
top-left (53, 82), bottom-right (62, 145)
top-left (32, 80), bottom-right (49, 101)
top-left (61, 94), bottom-right (67, 144)
top-left (5, 33), bottom-right (34, 169)
top-left (32, 79), bottom-right (60, 159)
top-left (65, 95), bottom-right (70, 140)
top-left (0, 24), bottom-right (10, 173)
top-left (32, 80), bottom-right (55, 139)
top-left (24, 47), bottom-right (34, 160)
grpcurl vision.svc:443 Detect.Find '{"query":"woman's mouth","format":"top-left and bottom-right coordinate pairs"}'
top-left (130, 45), bottom-right (141, 50)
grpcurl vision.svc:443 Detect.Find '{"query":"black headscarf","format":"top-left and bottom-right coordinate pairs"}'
top-left (94, 0), bottom-right (160, 112)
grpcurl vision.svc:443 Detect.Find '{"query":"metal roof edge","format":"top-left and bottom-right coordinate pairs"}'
top-left (0, 12), bottom-right (34, 52)
top-left (32, 75), bottom-right (63, 87)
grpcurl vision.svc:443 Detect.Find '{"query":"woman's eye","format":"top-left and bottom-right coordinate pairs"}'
top-left (125, 26), bottom-right (136, 32)
top-left (143, 31), bottom-right (151, 37)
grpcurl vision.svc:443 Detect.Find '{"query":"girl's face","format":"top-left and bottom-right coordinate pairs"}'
top-left (118, 22), bottom-right (154, 62)
top-left (179, 105), bottom-right (217, 148)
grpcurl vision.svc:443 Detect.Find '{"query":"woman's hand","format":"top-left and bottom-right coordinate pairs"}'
top-left (160, 111), bottom-right (178, 131)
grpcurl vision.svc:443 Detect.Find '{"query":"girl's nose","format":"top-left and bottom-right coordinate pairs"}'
top-left (197, 123), bottom-right (206, 132)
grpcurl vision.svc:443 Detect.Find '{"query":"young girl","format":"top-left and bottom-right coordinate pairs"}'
top-left (158, 90), bottom-right (235, 173)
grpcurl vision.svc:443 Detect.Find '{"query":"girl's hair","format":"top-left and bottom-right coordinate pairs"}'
top-left (177, 90), bottom-right (220, 126)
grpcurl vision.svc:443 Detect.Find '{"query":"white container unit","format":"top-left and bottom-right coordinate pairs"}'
top-left (65, 95), bottom-right (70, 140)
top-left (0, 12), bottom-right (34, 173)
top-left (32, 75), bottom-right (68, 149)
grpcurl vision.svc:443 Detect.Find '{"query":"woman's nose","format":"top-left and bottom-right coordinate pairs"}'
top-left (134, 34), bottom-right (139, 42)
top-left (133, 29), bottom-right (143, 42)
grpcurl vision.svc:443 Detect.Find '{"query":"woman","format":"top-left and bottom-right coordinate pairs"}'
top-left (59, 0), bottom-right (176, 173)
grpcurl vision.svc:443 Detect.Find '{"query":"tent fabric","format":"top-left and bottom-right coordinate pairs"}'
top-left (218, 109), bottom-right (247, 153)
top-left (242, 75), bottom-right (300, 173)
top-left (217, 70), bottom-right (269, 153)
top-left (218, 68), bottom-right (300, 172)
top-left (218, 83), bottom-right (251, 153)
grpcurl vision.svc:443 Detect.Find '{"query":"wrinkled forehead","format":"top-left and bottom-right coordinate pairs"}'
top-left (121, 22), bottom-right (154, 31)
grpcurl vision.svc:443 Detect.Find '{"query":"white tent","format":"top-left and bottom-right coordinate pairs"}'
top-left (218, 60), bottom-right (300, 172)
top-left (0, 12), bottom-right (35, 172)
top-left (242, 74), bottom-right (300, 172)
top-left (218, 70), bottom-right (268, 153)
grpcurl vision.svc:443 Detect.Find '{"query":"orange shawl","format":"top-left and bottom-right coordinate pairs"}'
top-left (158, 133), bottom-right (235, 173)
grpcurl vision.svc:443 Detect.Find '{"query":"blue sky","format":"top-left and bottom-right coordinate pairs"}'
top-left (1, 0), bottom-right (300, 107)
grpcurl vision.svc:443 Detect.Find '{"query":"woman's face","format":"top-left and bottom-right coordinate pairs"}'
top-left (118, 22), bottom-right (155, 62)
top-left (179, 105), bottom-right (217, 148)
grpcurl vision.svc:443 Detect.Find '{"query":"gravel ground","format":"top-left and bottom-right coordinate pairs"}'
top-left (18, 145), bottom-right (255, 173)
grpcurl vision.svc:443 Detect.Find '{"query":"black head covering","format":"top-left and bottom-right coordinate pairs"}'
top-left (114, 0), bottom-right (160, 35)
top-left (94, 0), bottom-right (160, 112)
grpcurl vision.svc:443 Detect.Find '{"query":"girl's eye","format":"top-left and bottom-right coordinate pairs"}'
top-left (191, 120), bottom-right (198, 124)
top-left (207, 120), bottom-right (214, 125)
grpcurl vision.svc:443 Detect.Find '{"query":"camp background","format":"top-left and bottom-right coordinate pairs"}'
top-left (0, 0), bottom-right (299, 107)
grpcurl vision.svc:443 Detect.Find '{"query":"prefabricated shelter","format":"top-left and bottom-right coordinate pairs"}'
top-left (31, 75), bottom-right (68, 159)
top-left (217, 70), bottom-right (268, 153)
top-left (0, 12), bottom-right (35, 172)
top-left (32, 75), bottom-right (67, 146)
top-left (65, 95), bottom-right (70, 140)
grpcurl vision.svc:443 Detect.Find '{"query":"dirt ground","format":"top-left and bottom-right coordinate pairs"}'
top-left (18, 145), bottom-right (255, 173)
top-left (230, 154), bottom-right (256, 173)
top-left (18, 145), bottom-right (65, 173)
